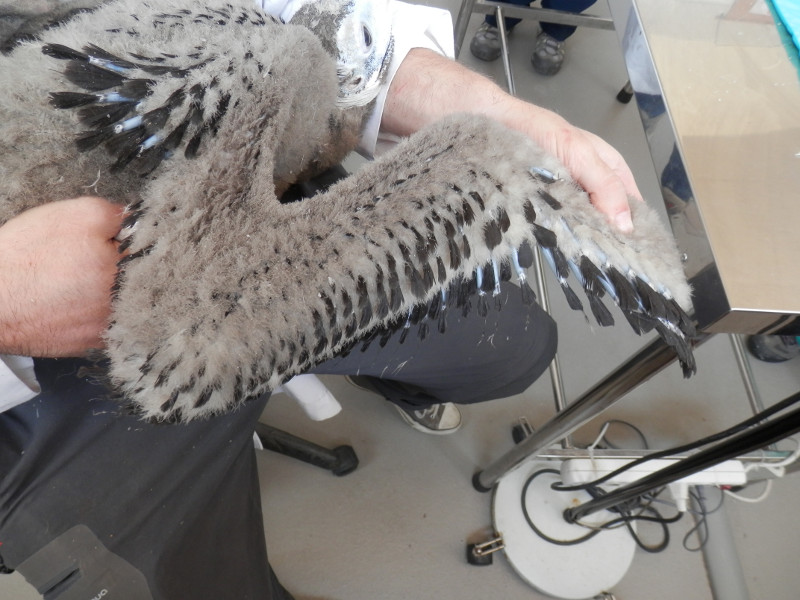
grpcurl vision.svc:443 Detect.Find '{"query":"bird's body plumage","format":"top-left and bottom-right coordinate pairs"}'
top-left (0, 0), bottom-right (695, 422)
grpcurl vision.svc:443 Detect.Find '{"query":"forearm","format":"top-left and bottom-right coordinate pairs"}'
top-left (0, 272), bottom-right (36, 356)
top-left (0, 197), bottom-right (123, 357)
top-left (383, 50), bottom-right (564, 147)
top-left (382, 48), bottom-right (641, 232)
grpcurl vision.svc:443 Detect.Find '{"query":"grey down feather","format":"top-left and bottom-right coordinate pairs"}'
top-left (0, 0), bottom-right (695, 422)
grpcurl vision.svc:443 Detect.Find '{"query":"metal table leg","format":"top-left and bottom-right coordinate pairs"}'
top-left (454, 0), bottom-right (477, 57)
top-left (473, 333), bottom-right (711, 491)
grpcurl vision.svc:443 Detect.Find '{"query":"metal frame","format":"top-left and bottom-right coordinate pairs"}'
top-left (454, 0), bottom-right (614, 57)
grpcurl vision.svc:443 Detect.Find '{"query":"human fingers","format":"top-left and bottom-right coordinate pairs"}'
top-left (557, 128), bottom-right (640, 234)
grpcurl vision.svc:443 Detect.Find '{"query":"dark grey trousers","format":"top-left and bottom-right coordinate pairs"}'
top-left (0, 283), bottom-right (555, 599)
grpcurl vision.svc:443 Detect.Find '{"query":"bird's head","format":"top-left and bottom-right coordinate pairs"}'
top-left (286, 0), bottom-right (394, 108)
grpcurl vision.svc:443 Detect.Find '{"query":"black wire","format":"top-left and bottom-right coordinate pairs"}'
top-left (683, 488), bottom-right (709, 551)
top-left (519, 395), bottom-right (800, 554)
top-left (599, 419), bottom-right (650, 450)
top-left (585, 486), bottom-right (682, 553)
top-left (553, 390), bottom-right (800, 492)
top-left (521, 469), bottom-right (681, 552)
top-left (521, 469), bottom-right (601, 546)
top-left (620, 503), bottom-right (682, 553)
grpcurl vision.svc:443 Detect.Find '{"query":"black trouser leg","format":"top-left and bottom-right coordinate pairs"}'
top-left (0, 358), bottom-right (287, 600)
top-left (311, 281), bottom-right (557, 411)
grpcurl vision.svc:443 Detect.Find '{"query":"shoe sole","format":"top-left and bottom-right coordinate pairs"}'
top-left (346, 376), bottom-right (462, 435)
top-left (393, 404), bottom-right (462, 435)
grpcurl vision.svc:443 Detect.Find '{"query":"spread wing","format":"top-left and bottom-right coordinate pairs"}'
top-left (45, 41), bottom-right (230, 175)
top-left (41, 4), bottom-right (279, 175)
top-left (105, 113), bottom-right (696, 422)
top-left (0, 0), bottom-right (696, 424)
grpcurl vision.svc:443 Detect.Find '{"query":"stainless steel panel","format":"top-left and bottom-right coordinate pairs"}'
top-left (609, 0), bottom-right (800, 334)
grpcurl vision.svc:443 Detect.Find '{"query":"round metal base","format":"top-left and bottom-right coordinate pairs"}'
top-left (492, 461), bottom-right (636, 599)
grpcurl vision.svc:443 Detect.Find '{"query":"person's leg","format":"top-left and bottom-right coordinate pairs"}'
top-left (0, 358), bottom-right (289, 600)
top-left (534, 0), bottom-right (596, 75)
top-left (470, 0), bottom-right (531, 62)
top-left (747, 335), bottom-right (800, 363)
top-left (311, 280), bottom-right (557, 411)
top-left (290, 170), bottom-right (556, 434)
top-left (483, 0), bottom-right (532, 30)
top-left (538, 0), bottom-right (596, 41)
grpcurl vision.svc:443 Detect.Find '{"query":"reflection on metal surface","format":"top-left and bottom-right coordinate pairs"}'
top-left (454, 0), bottom-right (613, 57)
top-left (609, 0), bottom-right (800, 334)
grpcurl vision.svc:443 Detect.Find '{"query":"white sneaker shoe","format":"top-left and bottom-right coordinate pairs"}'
top-left (394, 403), bottom-right (462, 435)
top-left (345, 376), bottom-right (462, 435)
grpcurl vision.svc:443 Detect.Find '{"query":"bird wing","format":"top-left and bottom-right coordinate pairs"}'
top-left (43, 38), bottom-right (236, 175)
top-left (105, 113), bottom-right (696, 422)
top-left (0, 0), bottom-right (696, 423)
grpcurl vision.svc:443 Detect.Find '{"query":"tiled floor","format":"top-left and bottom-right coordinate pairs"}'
top-left (3, 1), bottom-right (799, 599)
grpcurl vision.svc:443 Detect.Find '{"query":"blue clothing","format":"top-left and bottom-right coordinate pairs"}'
top-left (485, 0), bottom-right (598, 41)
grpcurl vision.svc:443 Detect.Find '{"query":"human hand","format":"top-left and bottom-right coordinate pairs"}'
top-left (0, 197), bottom-right (125, 357)
top-left (382, 49), bottom-right (643, 233)
top-left (505, 99), bottom-right (643, 234)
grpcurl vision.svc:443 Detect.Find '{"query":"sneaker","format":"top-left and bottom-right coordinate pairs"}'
top-left (345, 375), bottom-right (462, 435)
top-left (746, 335), bottom-right (800, 363)
top-left (531, 31), bottom-right (566, 76)
top-left (394, 403), bottom-right (462, 435)
top-left (470, 22), bottom-right (502, 62)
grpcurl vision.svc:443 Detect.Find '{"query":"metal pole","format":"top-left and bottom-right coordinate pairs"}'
top-left (454, 0), bottom-right (478, 58)
top-left (729, 333), bottom-right (765, 415)
top-left (691, 486), bottom-right (752, 600)
top-left (495, 7), bottom-right (515, 96)
top-left (495, 5), bottom-right (572, 445)
top-left (473, 333), bottom-right (711, 491)
top-left (533, 247), bottom-right (572, 447)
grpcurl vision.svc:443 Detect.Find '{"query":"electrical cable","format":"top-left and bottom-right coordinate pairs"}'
top-left (683, 488), bottom-right (709, 551)
top-left (521, 469), bottom-right (682, 553)
top-left (723, 479), bottom-right (773, 504)
top-left (681, 486), bottom-right (723, 551)
top-left (521, 406), bottom-right (799, 553)
top-left (564, 402), bottom-right (800, 523)
top-left (596, 419), bottom-right (649, 450)
top-left (584, 486), bottom-right (682, 553)
top-left (721, 436), bottom-right (800, 504)
top-left (521, 469), bottom-right (601, 546)
top-left (553, 390), bottom-right (800, 493)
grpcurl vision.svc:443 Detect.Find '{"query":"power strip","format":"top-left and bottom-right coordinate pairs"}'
top-left (560, 458), bottom-right (747, 511)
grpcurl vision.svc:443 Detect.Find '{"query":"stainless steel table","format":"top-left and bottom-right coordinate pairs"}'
top-left (613, 0), bottom-right (800, 335)
top-left (471, 0), bottom-right (800, 489)
top-left (462, 6), bottom-right (800, 596)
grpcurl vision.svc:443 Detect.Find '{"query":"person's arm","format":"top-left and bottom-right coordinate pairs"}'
top-left (0, 197), bottom-right (124, 357)
top-left (381, 48), bottom-right (641, 233)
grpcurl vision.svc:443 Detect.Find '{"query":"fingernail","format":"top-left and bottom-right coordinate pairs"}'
top-left (615, 212), bottom-right (633, 233)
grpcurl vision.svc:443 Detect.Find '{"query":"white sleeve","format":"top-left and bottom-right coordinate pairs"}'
top-left (0, 355), bottom-right (40, 413)
top-left (359, 2), bottom-right (455, 158)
